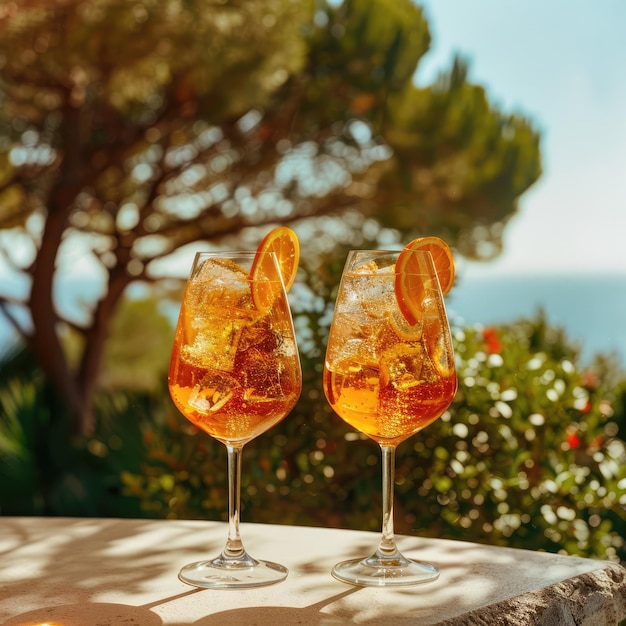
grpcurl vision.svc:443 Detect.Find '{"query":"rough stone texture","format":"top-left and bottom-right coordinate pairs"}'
top-left (440, 563), bottom-right (626, 625)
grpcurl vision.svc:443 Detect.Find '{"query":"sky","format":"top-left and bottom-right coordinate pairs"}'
top-left (415, 0), bottom-right (626, 277)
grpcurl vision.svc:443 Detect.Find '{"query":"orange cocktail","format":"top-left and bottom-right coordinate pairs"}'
top-left (323, 264), bottom-right (456, 446)
top-left (168, 227), bottom-right (301, 589)
top-left (323, 240), bottom-right (457, 587)
top-left (169, 256), bottom-right (300, 445)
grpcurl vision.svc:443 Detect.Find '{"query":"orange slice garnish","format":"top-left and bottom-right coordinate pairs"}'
top-left (250, 226), bottom-right (300, 310)
top-left (395, 236), bottom-right (455, 325)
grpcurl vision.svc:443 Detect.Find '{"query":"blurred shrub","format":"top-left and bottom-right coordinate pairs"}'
top-left (1, 306), bottom-right (624, 563)
top-left (0, 346), bottom-right (147, 517)
top-left (0, 294), bottom-right (173, 518)
top-left (118, 310), bottom-right (626, 563)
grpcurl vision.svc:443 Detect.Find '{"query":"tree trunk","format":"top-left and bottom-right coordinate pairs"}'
top-left (77, 267), bottom-right (132, 435)
top-left (29, 199), bottom-right (86, 435)
top-left (28, 98), bottom-right (90, 436)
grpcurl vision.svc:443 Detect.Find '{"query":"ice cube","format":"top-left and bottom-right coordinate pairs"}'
top-left (329, 360), bottom-right (381, 415)
top-left (190, 257), bottom-right (251, 310)
top-left (351, 260), bottom-right (380, 275)
top-left (182, 318), bottom-right (243, 371)
top-left (238, 318), bottom-right (278, 352)
top-left (380, 343), bottom-right (431, 389)
top-left (239, 346), bottom-right (288, 400)
top-left (188, 371), bottom-right (241, 414)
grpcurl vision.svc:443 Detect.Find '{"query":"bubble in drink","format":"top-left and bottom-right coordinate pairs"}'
top-left (239, 347), bottom-right (282, 398)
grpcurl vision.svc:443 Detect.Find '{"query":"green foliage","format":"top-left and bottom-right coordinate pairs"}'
top-left (100, 294), bottom-right (176, 391)
top-left (115, 310), bottom-right (626, 563)
top-left (380, 57), bottom-right (542, 256)
top-left (1, 295), bottom-right (624, 563)
top-left (418, 319), bottom-right (625, 562)
top-left (0, 345), bottom-right (148, 517)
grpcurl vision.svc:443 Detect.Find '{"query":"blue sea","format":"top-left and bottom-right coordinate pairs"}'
top-left (1, 272), bottom-right (625, 368)
top-left (447, 273), bottom-right (626, 367)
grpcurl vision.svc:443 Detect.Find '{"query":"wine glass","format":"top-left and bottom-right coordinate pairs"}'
top-left (168, 251), bottom-right (302, 588)
top-left (323, 249), bottom-right (457, 586)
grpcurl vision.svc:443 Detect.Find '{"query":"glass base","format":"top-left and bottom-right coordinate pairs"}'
top-left (179, 557), bottom-right (288, 589)
top-left (331, 553), bottom-right (439, 587)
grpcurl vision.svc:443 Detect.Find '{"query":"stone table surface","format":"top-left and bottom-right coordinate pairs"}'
top-left (0, 516), bottom-right (624, 625)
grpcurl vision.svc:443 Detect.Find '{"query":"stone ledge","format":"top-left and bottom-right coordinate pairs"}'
top-left (440, 562), bottom-right (626, 625)
top-left (2, 517), bottom-right (625, 625)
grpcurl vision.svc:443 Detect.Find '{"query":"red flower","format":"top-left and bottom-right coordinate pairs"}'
top-left (567, 432), bottom-right (581, 449)
top-left (483, 327), bottom-right (502, 354)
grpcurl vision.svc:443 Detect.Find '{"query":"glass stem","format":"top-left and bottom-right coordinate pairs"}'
top-left (222, 444), bottom-right (250, 561)
top-left (377, 444), bottom-right (400, 558)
